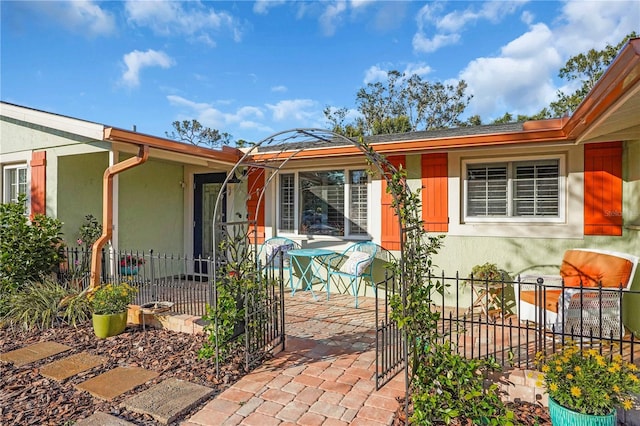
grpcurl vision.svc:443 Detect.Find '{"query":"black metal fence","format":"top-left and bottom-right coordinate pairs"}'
top-left (59, 248), bottom-right (215, 317)
top-left (430, 272), bottom-right (639, 368)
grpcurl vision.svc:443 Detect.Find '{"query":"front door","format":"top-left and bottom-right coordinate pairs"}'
top-left (194, 173), bottom-right (226, 275)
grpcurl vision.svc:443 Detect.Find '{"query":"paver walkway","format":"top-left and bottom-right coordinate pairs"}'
top-left (183, 291), bottom-right (405, 426)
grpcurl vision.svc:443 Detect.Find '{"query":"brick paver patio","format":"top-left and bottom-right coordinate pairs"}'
top-left (183, 291), bottom-right (406, 426)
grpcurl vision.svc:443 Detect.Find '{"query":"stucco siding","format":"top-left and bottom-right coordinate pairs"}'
top-left (118, 158), bottom-right (184, 255)
top-left (57, 152), bottom-right (108, 243)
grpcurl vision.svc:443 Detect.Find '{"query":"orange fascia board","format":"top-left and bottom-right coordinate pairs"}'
top-left (250, 127), bottom-right (568, 161)
top-left (565, 38), bottom-right (640, 139)
top-left (104, 127), bottom-right (242, 164)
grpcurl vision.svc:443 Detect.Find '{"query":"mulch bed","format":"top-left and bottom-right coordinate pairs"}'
top-left (0, 322), bottom-right (246, 425)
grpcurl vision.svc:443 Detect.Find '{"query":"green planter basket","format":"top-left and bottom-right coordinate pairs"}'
top-left (92, 312), bottom-right (127, 339)
top-left (548, 397), bottom-right (616, 426)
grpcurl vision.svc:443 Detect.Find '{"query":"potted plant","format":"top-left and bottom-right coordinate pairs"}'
top-left (537, 342), bottom-right (640, 425)
top-left (120, 254), bottom-right (145, 275)
top-left (89, 283), bottom-right (137, 338)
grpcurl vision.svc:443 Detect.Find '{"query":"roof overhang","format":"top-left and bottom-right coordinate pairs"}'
top-left (569, 39), bottom-right (640, 144)
top-left (104, 127), bottom-right (242, 167)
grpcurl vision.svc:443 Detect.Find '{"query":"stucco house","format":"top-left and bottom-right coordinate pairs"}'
top-left (1, 38), bottom-right (639, 329)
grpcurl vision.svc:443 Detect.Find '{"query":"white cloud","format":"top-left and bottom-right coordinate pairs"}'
top-left (266, 99), bottom-right (318, 123)
top-left (413, 33), bottom-right (460, 53)
top-left (253, 0), bottom-right (286, 15)
top-left (271, 85), bottom-right (288, 93)
top-left (457, 1), bottom-right (639, 121)
top-left (124, 1), bottom-right (244, 43)
top-left (121, 50), bottom-right (174, 88)
top-left (364, 62), bottom-right (432, 84)
top-left (460, 23), bottom-right (561, 119)
top-left (363, 65), bottom-right (389, 84)
top-left (413, 1), bottom-right (526, 54)
top-left (167, 95), bottom-right (270, 137)
top-left (319, 1), bottom-right (348, 36)
top-left (552, 0), bottom-right (640, 56)
top-left (25, 0), bottom-right (115, 36)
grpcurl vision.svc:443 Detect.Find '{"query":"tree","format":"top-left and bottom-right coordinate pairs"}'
top-left (549, 32), bottom-right (637, 116)
top-left (326, 70), bottom-right (472, 136)
top-left (166, 119), bottom-right (232, 148)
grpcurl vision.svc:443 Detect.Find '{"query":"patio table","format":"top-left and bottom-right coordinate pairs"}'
top-left (288, 248), bottom-right (333, 300)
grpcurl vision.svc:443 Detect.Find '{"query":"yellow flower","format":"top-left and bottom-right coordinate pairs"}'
top-left (542, 365), bottom-right (550, 373)
top-left (549, 383), bottom-right (558, 392)
top-left (629, 364), bottom-right (638, 371)
top-left (609, 363), bottom-right (621, 373)
top-left (570, 386), bottom-right (582, 398)
top-left (613, 355), bottom-right (623, 363)
top-left (574, 366), bottom-right (581, 372)
top-left (613, 385), bottom-right (621, 393)
top-left (623, 399), bottom-right (634, 410)
top-left (629, 374), bottom-right (639, 383)
top-left (596, 356), bottom-right (606, 367)
top-left (556, 366), bottom-right (563, 372)
top-left (566, 373), bottom-right (574, 380)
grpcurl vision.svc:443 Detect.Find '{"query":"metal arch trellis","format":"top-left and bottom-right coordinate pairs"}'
top-left (208, 128), bottom-right (421, 404)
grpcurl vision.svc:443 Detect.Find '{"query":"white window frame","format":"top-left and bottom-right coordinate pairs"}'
top-left (462, 154), bottom-right (566, 224)
top-left (2, 163), bottom-right (29, 204)
top-left (276, 167), bottom-right (371, 239)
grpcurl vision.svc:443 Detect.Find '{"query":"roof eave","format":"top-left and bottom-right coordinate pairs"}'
top-left (104, 127), bottom-right (242, 164)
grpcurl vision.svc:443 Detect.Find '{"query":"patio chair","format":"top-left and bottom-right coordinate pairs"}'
top-left (327, 241), bottom-right (378, 307)
top-left (258, 237), bottom-right (298, 287)
top-left (516, 248), bottom-right (638, 338)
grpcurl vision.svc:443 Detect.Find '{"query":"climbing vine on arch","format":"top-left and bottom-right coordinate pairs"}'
top-left (355, 138), bottom-right (514, 425)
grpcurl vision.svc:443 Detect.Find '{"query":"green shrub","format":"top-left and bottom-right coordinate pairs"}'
top-left (411, 342), bottom-right (515, 425)
top-left (3, 278), bottom-right (91, 330)
top-left (0, 194), bottom-right (65, 292)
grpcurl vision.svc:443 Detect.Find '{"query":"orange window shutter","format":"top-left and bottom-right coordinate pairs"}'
top-left (246, 167), bottom-right (266, 244)
top-left (30, 151), bottom-right (46, 216)
top-left (381, 155), bottom-right (405, 251)
top-left (421, 153), bottom-right (448, 232)
top-left (584, 142), bottom-right (623, 236)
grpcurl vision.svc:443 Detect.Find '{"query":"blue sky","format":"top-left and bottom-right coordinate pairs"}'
top-left (2, 1), bottom-right (639, 144)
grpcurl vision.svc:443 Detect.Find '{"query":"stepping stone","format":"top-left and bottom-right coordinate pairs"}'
top-left (122, 377), bottom-right (214, 424)
top-left (40, 352), bottom-right (106, 381)
top-left (0, 341), bottom-right (71, 367)
top-left (74, 411), bottom-right (135, 426)
top-left (76, 366), bottom-right (159, 400)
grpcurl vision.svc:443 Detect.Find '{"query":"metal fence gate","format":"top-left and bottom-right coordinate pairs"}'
top-left (244, 254), bottom-right (286, 371)
top-left (374, 251), bottom-right (406, 390)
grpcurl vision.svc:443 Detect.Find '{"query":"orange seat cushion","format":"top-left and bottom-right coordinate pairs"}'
top-left (519, 290), bottom-right (562, 313)
top-left (560, 250), bottom-right (633, 288)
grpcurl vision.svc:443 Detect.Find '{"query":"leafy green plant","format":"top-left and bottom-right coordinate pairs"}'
top-left (536, 342), bottom-right (640, 415)
top-left (3, 278), bottom-right (90, 330)
top-left (199, 280), bottom-right (241, 360)
top-left (0, 194), bottom-right (65, 292)
top-left (88, 283), bottom-right (137, 315)
top-left (411, 342), bottom-right (515, 425)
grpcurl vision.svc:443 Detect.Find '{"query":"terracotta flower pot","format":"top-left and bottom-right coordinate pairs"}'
top-left (92, 312), bottom-right (127, 338)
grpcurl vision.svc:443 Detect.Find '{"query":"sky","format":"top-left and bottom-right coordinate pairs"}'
top-left (1, 1), bottom-right (639, 144)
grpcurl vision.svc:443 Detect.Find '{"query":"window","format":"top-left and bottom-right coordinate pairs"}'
top-left (278, 169), bottom-right (369, 237)
top-left (465, 158), bottom-right (561, 220)
top-left (3, 164), bottom-right (27, 203)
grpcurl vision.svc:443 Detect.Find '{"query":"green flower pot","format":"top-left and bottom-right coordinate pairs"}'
top-left (92, 312), bottom-right (127, 338)
top-left (548, 397), bottom-right (616, 426)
